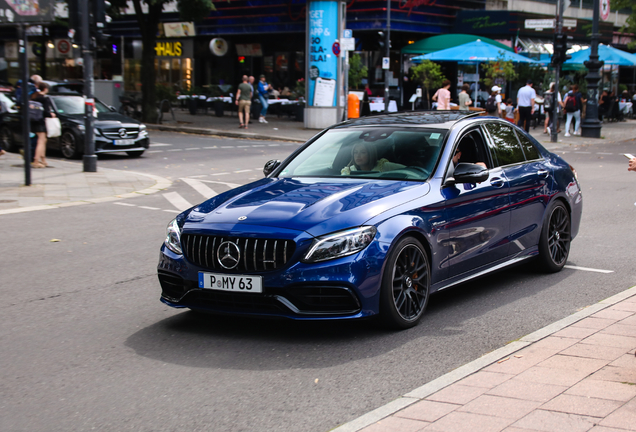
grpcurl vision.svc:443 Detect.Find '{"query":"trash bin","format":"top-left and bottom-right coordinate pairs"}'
top-left (188, 97), bottom-right (197, 115)
top-left (251, 99), bottom-right (262, 119)
top-left (214, 99), bottom-right (225, 117)
top-left (348, 93), bottom-right (360, 119)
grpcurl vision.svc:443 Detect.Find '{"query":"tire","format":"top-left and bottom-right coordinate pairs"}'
top-left (537, 200), bottom-right (571, 273)
top-left (126, 150), bottom-right (145, 157)
top-left (380, 237), bottom-right (431, 329)
top-left (60, 130), bottom-right (82, 159)
top-left (0, 126), bottom-right (14, 152)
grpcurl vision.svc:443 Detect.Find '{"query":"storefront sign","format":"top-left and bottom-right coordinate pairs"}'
top-left (0, 0), bottom-right (54, 23)
top-left (163, 22), bottom-right (196, 37)
top-left (209, 38), bottom-right (228, 56)
top-left (308, 0), bottom-right (339, 107)
top-left (236, 44), bottom-right (262, 57)
top-left (601, 0), bottom-right (610, 21)
top-left (155, 41), bottom-right (182, 57)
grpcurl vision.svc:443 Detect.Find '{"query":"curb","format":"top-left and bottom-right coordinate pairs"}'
top-left (146, 124), bottom-right (307, 143)
top-left (0, 158), bottom-right (172, 215)
top-left (330, 285), bottom-right (636, 432)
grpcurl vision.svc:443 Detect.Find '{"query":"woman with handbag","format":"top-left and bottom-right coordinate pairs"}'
top-left (30, 82), bottom-right (56, 168)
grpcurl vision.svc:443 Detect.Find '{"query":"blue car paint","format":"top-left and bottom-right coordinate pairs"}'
top-left (158, 115), bottom-right (583, 322)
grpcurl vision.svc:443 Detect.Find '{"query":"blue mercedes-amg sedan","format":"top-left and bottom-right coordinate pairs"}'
top-left (158, 111), bottom-right (582, 329)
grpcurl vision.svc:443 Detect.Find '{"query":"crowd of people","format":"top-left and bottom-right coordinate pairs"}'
top-left (430, 79), bottom-right (635, 137)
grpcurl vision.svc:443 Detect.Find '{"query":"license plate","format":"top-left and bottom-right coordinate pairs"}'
top-left (198, 272), bottom-right (263, 293)
top-left (113, 139), bottom-right (135, 146)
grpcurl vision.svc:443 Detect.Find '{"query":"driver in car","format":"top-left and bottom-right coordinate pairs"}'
top-left (341, 142), bottom-right (405, 175)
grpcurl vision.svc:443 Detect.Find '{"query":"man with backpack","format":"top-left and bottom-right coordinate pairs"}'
top-left (516, 79), bottom-right (536, 132)
top-left (564, 84), bottom-right (587, 137)
top-left (485, 86), bottom-right (501, 117)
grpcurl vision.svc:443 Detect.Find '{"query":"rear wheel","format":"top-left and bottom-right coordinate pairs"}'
top-left (537, 201), bottom-right (571, 273)
top-left (380, 237), bottom-right (430, 329)
top-left (126, 150), bottom-right (145, 158)
top-left (60, 130), bottom-right (82, 159)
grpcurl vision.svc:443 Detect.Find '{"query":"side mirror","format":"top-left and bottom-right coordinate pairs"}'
top-left (446, 163), bottom-right (489, 185)
top-left (263, 159), bottom-right (281, 177)
top-left (109, 106), bottom-right (117, 112)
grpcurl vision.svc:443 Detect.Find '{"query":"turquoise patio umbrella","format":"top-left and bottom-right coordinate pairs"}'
top-left (412, 40), bottom-right (540, 63)
top-left (564, 44), bottom-right (636, 66)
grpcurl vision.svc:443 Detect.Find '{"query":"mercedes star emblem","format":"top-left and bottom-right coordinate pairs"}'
top-left (118, 128), bottom-right (128, 138)
top-left (238, 216), bottom-right (247, 221)
top-left (217, 241), bottom-right (241, 269)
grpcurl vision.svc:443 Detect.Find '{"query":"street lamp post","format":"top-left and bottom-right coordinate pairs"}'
top-left (581, 0), bottom-right (603, 138)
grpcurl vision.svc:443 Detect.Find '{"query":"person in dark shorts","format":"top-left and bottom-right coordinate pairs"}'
top-left (31, 82), bottom-right (55, 168)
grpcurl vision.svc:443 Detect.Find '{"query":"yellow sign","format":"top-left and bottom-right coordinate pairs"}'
top-left (155, 42), bottom-right (182, 57)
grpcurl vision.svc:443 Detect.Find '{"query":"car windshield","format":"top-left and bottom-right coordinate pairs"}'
top-left (50, 96), bottom-right (111, 115)
top-left (278, 128), bottom-right (447, 181)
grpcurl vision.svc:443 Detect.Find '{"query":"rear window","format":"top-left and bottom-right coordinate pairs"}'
top-left (277, 128), bottom-right (448, 181)
top-left (484, 123), bottom-right (525, 167)
top-left (515, 130), bottom-right (541, 160)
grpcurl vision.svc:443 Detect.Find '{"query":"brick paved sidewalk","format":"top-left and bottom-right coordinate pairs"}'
top-left (334, 287), bottom-right (636, 432)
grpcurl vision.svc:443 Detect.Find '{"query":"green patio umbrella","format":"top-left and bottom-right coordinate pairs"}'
top-left (401, 34), bottom-right (514, 55)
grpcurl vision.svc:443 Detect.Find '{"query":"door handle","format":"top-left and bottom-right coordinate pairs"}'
top-left (537, 170), bottom-right (549, 178)
top-left (490, 177), bottom-right (505, 188)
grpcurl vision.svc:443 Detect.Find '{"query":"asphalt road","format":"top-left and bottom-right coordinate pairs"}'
top-left (2, 132), bottom-right (636, 432)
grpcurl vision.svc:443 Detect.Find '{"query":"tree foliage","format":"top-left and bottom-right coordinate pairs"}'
top-left (482, 56), bottom-right (517, 88)
top-left (348, 54), bottom-right (368, 89)
top-left (612, 0), bottom-right (636, 48)
top-left (410, 60), bottom-right (446, 108)
top-left (109, 0), bottom-right (216, 122)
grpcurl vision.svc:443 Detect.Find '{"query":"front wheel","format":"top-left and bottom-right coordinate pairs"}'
top-left (380, 237), bottom-right (430, 329)
top-left (60, 130), bottom-right (83, 159)
top-left (537, 201), bottom-right (571, 273)
top-left (0, 126), bottom-right (14, 152)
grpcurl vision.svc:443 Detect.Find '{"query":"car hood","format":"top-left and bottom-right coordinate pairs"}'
top-left (61, 113), bottom-right (141, 127)
top-left (188, 177), bottom-right (430, 236)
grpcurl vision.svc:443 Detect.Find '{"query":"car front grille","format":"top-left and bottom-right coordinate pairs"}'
top-left (181, 234), bottom-right (296, 273)
top-left (100, 126), bottom-right (140, 139)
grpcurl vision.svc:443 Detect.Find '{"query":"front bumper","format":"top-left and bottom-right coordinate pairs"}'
top-left (95, 136), bottom-right (149, 154)
top-left (157, 239), bottom-right (388, 321)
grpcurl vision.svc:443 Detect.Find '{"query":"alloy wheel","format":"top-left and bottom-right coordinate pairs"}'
top-left (391, 244), bottom-right (429, 322)
top-left (547, 205), bottom-right (571, 266)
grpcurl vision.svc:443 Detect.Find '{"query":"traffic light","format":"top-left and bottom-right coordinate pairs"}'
top-left (92, 0), bottom-right (111, 46)
top-left (552, 33), bottom-right (573, 66)
top-left (68, 0), bottom-right (111, 47)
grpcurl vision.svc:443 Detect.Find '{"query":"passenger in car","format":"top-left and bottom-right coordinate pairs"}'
top-left (341, 142), bottom-right (405, 175)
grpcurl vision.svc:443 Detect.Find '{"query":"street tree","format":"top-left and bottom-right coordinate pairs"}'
top-left (410, 60), bottom-right (446, 109)
top-left (109, 0), bottom-right (216, 123)
top-left (482, 56), bottom-right (517, 89)
top-left (348, 54), bottom-right (368, 89)
top-left (612, 0), bottom-right (636, 48)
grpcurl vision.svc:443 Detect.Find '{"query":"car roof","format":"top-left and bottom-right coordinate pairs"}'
top-left (333, 110), bottom-right (481, 130)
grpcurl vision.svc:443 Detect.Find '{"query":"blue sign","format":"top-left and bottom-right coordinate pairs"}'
top-left (307, 0), bottom-right (339, 107)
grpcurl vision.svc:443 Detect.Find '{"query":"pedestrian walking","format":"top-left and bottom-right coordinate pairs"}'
top-left (31, 82), bottom-right (55, 168)
top-left (235, 75), bottom-right (253, 129)
top-left (543, 82), bottom-right (563, 135)
top-left (257, 75), bottom-right (272, 123)
top-left (504, 99), bottom-right (515, 123)
top-left (492, 85), bottom-right (503, 117)
top-left (485, 89), bottom-right (499, 116)
top-left (564, 84), bottom-right (586, 137)
top-left (517, 79), bottom-right (536, 132)
top-left (458, 84), bottom-right (472, 111)
top-left (431, 80), bottom-right (451, 110)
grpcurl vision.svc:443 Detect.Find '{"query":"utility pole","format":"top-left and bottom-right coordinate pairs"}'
top-left (384, 0), bottom-right (390, 113)
top-left (581, 0), bottom-right (603, 138)
top-left (551, 0), bottom-right (564, 143)
top-left (80, 0), bottom-right (97, 172)
top-left (19, 24), bottom-right (32, 185)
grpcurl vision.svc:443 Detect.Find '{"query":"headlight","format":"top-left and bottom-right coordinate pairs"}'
top-left (303, 226), bottom-right (377, 263)
top-left (76, 124), bottom-right (85, 131)
top-left (140, 124), bottom-right (147, 131)
top-left (164, 218), bottom-right (183, 255)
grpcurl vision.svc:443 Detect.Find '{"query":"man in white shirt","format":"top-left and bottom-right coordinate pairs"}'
top-left (517, 79), bottom-right (536, 132)
top-left (492, 85), bottom-right (503, 117)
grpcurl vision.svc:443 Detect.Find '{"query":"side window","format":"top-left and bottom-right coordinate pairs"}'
top-left (515, 130), bottom-right (541, 161)
top-left (454, 129), bottom-right (491, 169)
top-left (484, 123), bottom-right (525, 167)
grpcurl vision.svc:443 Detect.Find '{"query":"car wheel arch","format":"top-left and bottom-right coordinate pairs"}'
top-left (377, 225), bottom-right (434, 278)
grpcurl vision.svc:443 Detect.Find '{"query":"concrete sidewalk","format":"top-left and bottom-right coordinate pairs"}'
top-left (335, 287), bottom-right (636, 432)
top-left (0, 152), bottom-right (171, 215)
top-left (149, 107), bottom-right (636, 148)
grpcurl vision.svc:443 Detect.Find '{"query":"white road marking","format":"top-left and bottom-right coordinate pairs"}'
top-left (167, 149), bottom-right (183, 152)
top-left (234, 169), bottom-right (252, 173)
top-left (163, 192), bottom-right (193, 211)
top-left (199, 179), bottom-right (242, 188)
top-left (147, 150), bottom-right (164, 153)
top-left (204, 146), bottom-right (218, 149)
top-left (150, 143), bottom-right (173, 147)
top-left (114, 202), bottom-right (136, 206)
top-left (268, 144), bottom-right (280, 146)
top-left (163, 209), bottom-right (180, 214)
top-left (596, 152), bottom-right (614, 155)
top-left (188, 174), bottom-right (208, 178)
top-left (221, 146), bottom-right (233, 148)
top-left (252, 145), bottom-right (265, 147)
top-left (181, 177), bottom-right (218, 199)
top-left (185, 147), bottom-right (201, 151)
top-left (564, 265), bottom-right (614, 274)
top-left (211, 172), bottom-right (230, 176)
top-left (139, 206), bottom-right (160, 210)
top-left (577, 151), bottom-right (591, 154)
top-left (237, 145), bottom-right (250, 148)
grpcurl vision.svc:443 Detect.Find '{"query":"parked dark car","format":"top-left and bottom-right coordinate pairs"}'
top-left (158, 111), bottom-right (583, 329)
top-left (0, 91), bottom-right (149, 158)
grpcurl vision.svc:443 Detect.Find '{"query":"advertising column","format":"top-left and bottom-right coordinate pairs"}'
top-left (305, 0), bottom-right (345, 129)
